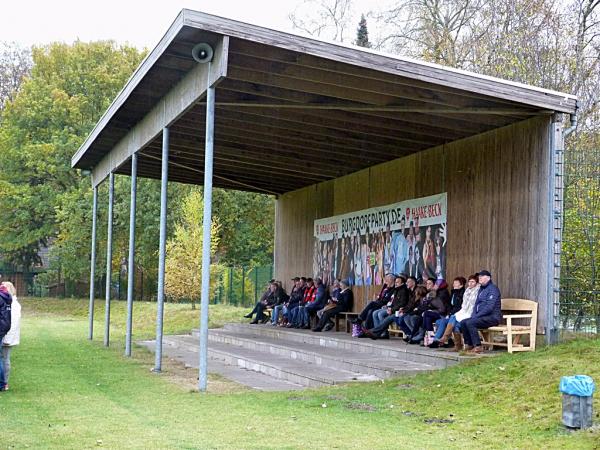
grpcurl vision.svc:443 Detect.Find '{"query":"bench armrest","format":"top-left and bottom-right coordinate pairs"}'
top-left (503, 314), bottom-right (533, 319)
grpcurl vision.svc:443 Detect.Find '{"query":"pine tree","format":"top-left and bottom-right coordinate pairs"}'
top-left (355, 14), bottom-right (371, 48)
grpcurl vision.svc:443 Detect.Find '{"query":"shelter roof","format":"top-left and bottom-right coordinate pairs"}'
top-left (72, 9), bottom-right (578, 195)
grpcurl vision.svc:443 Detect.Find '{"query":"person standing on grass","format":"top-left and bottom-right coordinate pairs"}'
top-left (0, 282), bottom-right (13, 392)
top-left (1, 282), bottom-right (20, 391)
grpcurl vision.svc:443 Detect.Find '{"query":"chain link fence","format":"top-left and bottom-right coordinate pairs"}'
top-left (559, 143), bottom-right (599, 339)
top-left (213, 265), bottom-right (274, 308)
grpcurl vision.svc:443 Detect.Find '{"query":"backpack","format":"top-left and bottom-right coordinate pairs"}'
top-left (0, 291), bottom-right (12, 337)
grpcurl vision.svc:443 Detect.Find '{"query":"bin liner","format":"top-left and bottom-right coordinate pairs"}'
top-left (559, 375), bottom-right (596, 397)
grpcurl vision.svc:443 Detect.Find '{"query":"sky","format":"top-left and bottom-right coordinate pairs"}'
top-left (0, 0), bottom-right (377, 49)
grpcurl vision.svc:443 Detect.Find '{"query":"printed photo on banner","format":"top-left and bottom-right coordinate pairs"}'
top-left (313, 193), bottom-right (447, 286)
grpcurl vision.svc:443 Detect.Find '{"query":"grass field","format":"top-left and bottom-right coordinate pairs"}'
top-left (1, 298), bottom-right (599, 449)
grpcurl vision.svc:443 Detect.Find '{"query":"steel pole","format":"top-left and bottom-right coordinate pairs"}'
top-left (199, 83), bottom-right (215, 392)
top-left (546, 115), bottom-right (565, 345)
top-left (104, 172), bottom-right (114, 347)
top-left (125, 153), bottom-right (138, 357)
top-left (88, 185), bottom-right (98, 340)
top-left (154, 128), bottom-right (169, 372)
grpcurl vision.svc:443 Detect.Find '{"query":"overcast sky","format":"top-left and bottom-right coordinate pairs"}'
top-left (1, 0), bottom-right (377, 49)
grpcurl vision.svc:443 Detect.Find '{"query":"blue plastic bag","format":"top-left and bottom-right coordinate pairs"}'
top-left (559, 375), bottom-right (596, 397)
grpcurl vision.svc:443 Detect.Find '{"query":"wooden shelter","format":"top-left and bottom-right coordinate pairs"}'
top-left (72, 9), bottom-right (577, 365)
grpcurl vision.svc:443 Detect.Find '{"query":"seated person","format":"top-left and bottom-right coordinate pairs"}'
top-left (280, 277), bottom-right (306, 326)
top-left (363, 275), bottom-right (410, 339)
top-left (299, 277), bottom-right (328, 329)
top-left (317, 279), bottom-right (340, 320)
top-left (460, 270), bottom-right (501, 354)
top-left (429, 275), bottom-right (474, 349)
top-left (422, 279), bottom-right (450, 343)
top-left (272, 277), bottom-right (303, 326)
top-left (245, 279), bottom-right (276, 322)
top-left (288, 278), bottom-right (316, 328)
top-left (312, 279), bottom-right (353, 332)
top-left (371, 274), bottom-right (410, 330)
top-left (396, 285), bottom-right (428, 341)
top-left (352, 273), bottom-right (396, 329)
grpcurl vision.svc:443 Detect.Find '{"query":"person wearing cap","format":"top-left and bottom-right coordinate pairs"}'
top-left (460, 270), bottom-right (502, 354)
top-left (313, 279), bottom-right (352, 332)
top-left (271, 278), bottom-right (300, 326)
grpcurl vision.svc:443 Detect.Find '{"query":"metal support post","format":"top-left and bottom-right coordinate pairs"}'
top-left (546, 115), bottom-right (563, 345)
top-left (104, 172), bottom-right (114, 347)
top-left (198, 83), bottom-right (215, 392)
top-left (88, 185), bottom-right (98, 340)
top-left (125, 153), bottom-right (138, 357)
top-left (154, 128), bottom-right (169, 372)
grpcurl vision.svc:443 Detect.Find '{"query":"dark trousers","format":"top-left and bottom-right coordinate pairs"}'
top-left (461, 315), bottom-right (499, 347)
top-left (315, 305), bottom-right (345, 330)
top-left (358, 300), bottom-right (383, 328)
top-left (254, 302), bottom-right (270, 321)
top-left (423, 310), bottom-right (443, 331)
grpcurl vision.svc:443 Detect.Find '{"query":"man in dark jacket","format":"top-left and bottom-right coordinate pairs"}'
top-left (365, 275), bottom-right (410, 339)
top-left (353, 273), bottom-right (396, 328)
top-left (0, 284), bottom-right (12, 392)
top-left (460, 270), bottom-right (501, 354)
top-left (313, 279), bottom-right (352, 332)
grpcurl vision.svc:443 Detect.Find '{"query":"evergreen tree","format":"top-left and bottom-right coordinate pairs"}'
top-left (355, 14), bottom-right (371, 48)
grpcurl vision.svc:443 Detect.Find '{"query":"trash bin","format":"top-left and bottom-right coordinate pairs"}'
top-left (559, 375), bottom-right (595, 429)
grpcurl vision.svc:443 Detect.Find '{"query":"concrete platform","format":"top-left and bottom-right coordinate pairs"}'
top-left (140, 322), bottom-right (474, 391)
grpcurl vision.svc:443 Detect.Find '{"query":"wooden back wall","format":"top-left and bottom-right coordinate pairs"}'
top-left (274, 116), bottom-right (551, 333)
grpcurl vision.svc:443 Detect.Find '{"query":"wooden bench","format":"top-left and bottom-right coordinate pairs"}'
top-left (480, 298), bottom-right (538, 353)
top-left (335, 312), bottom-right (358, 332)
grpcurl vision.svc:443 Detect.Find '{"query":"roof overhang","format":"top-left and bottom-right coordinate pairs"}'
top-left (72, 9), bottom-right (578, 194)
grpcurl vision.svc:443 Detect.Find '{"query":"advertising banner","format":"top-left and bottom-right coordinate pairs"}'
top-left (313, 193), bottom-right (447, 286)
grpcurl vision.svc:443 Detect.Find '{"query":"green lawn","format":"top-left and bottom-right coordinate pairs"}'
top-left (1, 299), bottom-right (599, 449)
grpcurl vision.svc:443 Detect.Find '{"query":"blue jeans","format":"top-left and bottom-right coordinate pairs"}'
top-left (272, 305), bottom-right (284, 324)
top-left (0, 336), bottom-right (6, 390)
top-left (300, 303), bottom-right (321, 327)
top-left (434, 316), bottom-right (461, 340)
top-left (289, 306), bottom-right (302, 326)
top-left (373, 307), bottom-right (389, 328)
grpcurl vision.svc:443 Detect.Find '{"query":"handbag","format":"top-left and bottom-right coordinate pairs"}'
top-left (351, 323), bottom-right (362, 338)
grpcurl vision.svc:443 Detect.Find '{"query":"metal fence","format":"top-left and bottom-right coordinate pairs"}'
top-left (559, 288), bottom-right (600, 339)
top-left (559, 142), bottom-right (599, 339)
top-left (213, 265), bottom-right (273, 308)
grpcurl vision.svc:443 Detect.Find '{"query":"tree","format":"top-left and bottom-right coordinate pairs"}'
top-left (0, 41), bottom-right (144, 269)
top-left (0, 42), bottom-right (31, 112)
top-left (355, 14), bottom-right (372, 48)
top-left (289, 0), bottom-right (355, 42)
top-left (164, 188), bottom-right (221, 308)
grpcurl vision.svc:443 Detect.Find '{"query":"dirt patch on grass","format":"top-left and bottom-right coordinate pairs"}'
top-left (130, 344), bottom-right (248, 394)
top-left (345, 402), bottom-right (377, 412)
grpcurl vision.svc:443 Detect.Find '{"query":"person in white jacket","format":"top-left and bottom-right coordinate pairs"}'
top-left (427, 274), bottom-right (480, 350)
top-left (1, 281), bottom-right (20, 391)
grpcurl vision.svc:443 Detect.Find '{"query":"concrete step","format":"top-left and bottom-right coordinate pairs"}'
top-left (138, 338), bottom-right (305, 391)
top-left (194, 323), bottom-right (465, 368)
top-left (164, 335), bottom-right (380, 387)
top-left (206, 329), bottom-right (435, 379)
